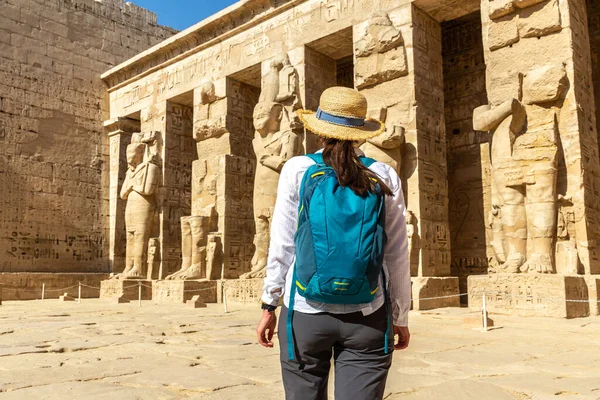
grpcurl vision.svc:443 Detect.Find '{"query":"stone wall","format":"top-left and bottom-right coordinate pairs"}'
top-left (442, 12), bottom-right (490, 297)
top-left (0, 0), bottom-right (176, 274)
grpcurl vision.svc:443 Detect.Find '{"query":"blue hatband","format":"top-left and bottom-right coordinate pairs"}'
top-left (316, 107), bottom-right (365, 127)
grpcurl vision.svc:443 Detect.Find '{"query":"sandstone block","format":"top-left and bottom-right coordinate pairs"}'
top-left (412, 277), bottom-right (461, 311)
top-left (462, 311), bottom-right (495, 329)
top-left (523, 64), bottom-right (567, 104)
top-left (355, 48), bottom-right (409, 89)
top-left (518, 0), bottom-right (562, 38)
top-left (58, 293), bottom-right (75, 302)
top-left (100, 280), bottom-right (152, 301)
top-left (488, 16), bottom-right (520, 51)
top-left (152, 280), bottom-right (217, 304)
top-left (489, 0), bottom-right (516, 20)
top-left (468, 274), bottom-right (589, 318)
top-left (221, 279), bottom-right (264, 305)
top-left (186, 295), bottom-right (208, 308)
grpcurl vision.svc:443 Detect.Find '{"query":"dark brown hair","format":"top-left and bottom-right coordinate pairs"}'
top-left (321, 138), bottom-right (393, 197)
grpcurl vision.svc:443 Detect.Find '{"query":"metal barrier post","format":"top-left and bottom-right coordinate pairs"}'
top-left (42, 283), bottom-right (45, 302)
top-left (78, 282), bottom-right (81, 303)
top-left (138, 281), bottom-right (142, 307)
top-left (223, 284), bottom-right (228, 313)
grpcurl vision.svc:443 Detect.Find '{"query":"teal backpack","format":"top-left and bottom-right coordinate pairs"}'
top-left (286, 153), bottom-right (390, 361)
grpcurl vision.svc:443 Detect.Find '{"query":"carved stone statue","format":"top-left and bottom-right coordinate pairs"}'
top-left (359, 107), bottom-right (405, 173)
top-left (206, 234), bottom-right (223, 280)
top-left (115, 137), bottom-right (160, 279)
top-left (406, 210), bottom-right (419, 277)
top-left (241, 100), bottom-right (300, 279)
top-left (166, 216), bottom-right (210, 280)
top-left (474, 65), bottom-right (566, 274)
top-left (147, 238), bottom-right (160, 279)
top-left (241, 53), bottom-right (302, 279)
top-left (487, 206), bottom-right (506, 271)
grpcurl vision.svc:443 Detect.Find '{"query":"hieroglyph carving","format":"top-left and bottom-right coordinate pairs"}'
top-left (354, 11), bottom-right (408, 89)
top-left (242, 52), bottom-right (302, 279)
top-left (114, 132), bottom-right (160, 279)
top-left (473, 64), bottom-right (567, 274)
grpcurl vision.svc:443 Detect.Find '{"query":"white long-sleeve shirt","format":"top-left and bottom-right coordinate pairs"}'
top-left (261, 151), bottom-right (411, 326)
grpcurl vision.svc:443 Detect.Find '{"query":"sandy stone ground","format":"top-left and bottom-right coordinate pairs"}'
top-left (1, 300), bottom-right (599, 400)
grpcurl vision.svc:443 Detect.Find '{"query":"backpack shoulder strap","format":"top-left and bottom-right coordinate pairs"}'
top-left (360, 156), bottom-right (378, 168)
top-left (305, 153), bottom-right (324, 164)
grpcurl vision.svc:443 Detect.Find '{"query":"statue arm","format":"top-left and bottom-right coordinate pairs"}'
top-left (473, 99), bottom-right (524, 132)
top-left (141, 164), bottom-right (160, 195)
top-left (368, 126), bottom-right (405, 149)
top-left (120, 175), bottom-right (132, 200)
top-left (260, 133), bottom-right (299, 172)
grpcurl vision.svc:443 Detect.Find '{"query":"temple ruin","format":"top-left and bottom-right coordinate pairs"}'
top-left (2, 0), bottom-right (600, 317)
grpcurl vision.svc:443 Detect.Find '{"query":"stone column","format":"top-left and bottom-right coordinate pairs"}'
top-left (467, 0), bottom-right (599, 317)
top-left (191, 77), bottom-right (259, 279)
top-left (354, 6), bottom-right (459, 309)
top-left (104, 117), bottom-right (139, 274)
top-left (139, 101), bottom-right (196, 279)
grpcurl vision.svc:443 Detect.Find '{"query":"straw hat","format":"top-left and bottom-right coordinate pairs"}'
top-left (298, 87), bottom-right (385, 141)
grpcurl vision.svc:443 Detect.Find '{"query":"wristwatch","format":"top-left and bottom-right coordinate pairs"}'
top-left (261, 303), bottom-right (277, 312)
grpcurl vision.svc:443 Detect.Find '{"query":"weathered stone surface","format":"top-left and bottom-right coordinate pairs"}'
top-left (488, 16), bottom-right (520, 51)
top-left (489, 0), bottom-right (516, 19)
top-left (152, 280), bottom-right (217, 304)
top-left (585, 276), bottom-right (600, 316)
top-left (222, 278), bottom-right (264, 305)
top-left (468, 274), bottom-right (590, 318)
top-left (412, 277), bottom-right (461, 310)
top-left (0, 0), bottom-right (176, 279)
top-left (522, 64), bottom-right (568, 104)
top-left (100, 279), bottom-right (152, 301)
top-left (0, 273), bottom-right (108, 301)
top-left (517, 0), bottom-right (562, 38)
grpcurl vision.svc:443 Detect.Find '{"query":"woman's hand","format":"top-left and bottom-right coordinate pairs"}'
top-left (394, 325), bottom-right (410, 350)
top-left (257, 310), bottom-right (277, 348)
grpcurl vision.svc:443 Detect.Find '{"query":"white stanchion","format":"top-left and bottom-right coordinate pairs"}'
top-left (42, 283), bottom-right (45, 302)
top-left (78, 282), bottom-right (81, 303)
top-left (138, 281), bottom-right (142, 307)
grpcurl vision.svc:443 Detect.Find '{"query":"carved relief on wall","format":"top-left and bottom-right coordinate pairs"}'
top-left (354, 11), bottom-right (408, 89)
top-left (359, 107), bottom-right (405, 174)
top-left (473, 64), bottom-right (569, 274)
top-left (242, 52), bottom-right (303, 279)
top-left (113, 132), bottom-right (161, 280)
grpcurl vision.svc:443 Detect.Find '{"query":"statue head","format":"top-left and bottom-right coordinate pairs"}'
top-left (126, 142), bottom-right (146, 169)
top-left (253, 101), bottom-right (283, 136)
top-left (270, 52), bottom-right (290, 71)
top-left (199, 79), bottom-right (217, 104)
top-left (368, 11), bottom-right (393, 27)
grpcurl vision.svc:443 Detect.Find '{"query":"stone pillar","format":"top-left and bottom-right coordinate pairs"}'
top-left (353, 6), bottom-right (459, 309)
top-left (467, 0), bottom-right (600, 317)
top-left (191, 77), bottom-right (258, 279)
top-left (140, 101), bottom-right (196, 278)
top-left (104, 117), bottom-right (139, 274)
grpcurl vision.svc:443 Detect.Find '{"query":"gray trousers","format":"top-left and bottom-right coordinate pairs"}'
top-left (278, 306), bottom-right (393, 400)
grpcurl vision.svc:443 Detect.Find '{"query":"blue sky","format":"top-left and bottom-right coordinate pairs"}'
top-left (134, 0), bottom-right (239, 31)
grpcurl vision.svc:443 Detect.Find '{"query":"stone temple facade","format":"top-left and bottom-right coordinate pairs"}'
top-left (3, 0), bottom-right (600, 318)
